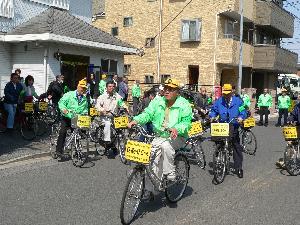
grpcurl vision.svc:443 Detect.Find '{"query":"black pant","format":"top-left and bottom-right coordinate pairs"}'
top-left (259, 106), bottom-right (269, 124)
top-left (56, 117), bottom-right (71, 154)
top-left (132, 97), bottom-right (139, 116)
top-left (231, 127), bottom-right (243, 169)
top-left (277, 108), bottom-right (288, 125)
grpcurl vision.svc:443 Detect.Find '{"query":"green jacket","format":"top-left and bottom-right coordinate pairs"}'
top-left (258, 94), bottom-right (272, 108)
top-left (99, 80), bottom-right (106, 95)
top-left (58, 91), bottom-right (88, 119)
top-left (241, 94), bottom-right (251, 108)
top-left (132, 84), bottom-right (141, 98)
top-left (278, 95), bottom-right (291, 109)
top-left (133, 96), bottom-right (192, 138)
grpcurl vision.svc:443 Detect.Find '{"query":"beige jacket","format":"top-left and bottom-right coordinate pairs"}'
top-left (95, 92), bottom-right (124, 114)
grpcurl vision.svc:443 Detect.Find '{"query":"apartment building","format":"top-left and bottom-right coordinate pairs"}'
top-left (93, 0), bottom-right (298, 95)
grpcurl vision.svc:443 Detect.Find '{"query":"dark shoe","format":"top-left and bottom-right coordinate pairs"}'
top-left (258, 122), bottom-right (263, 126)
top-left (141, 190), bottom-right (154, 202)
top-left (236, 169), bottom-right (243, 178)
top-left (264, 123), bottom-right (268, 127)
top-left (275, 123), bottom-right (281, 127)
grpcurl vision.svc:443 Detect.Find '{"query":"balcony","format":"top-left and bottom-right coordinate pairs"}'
top-left (253, 45), bottom-right (298, 73)
top-left (255, 0), bottom-right (294, 38)
top-left (29, 0), bottom-right (70, 10)
top-left (216, 38), bottom-right (254, 68)
top-left (220, 0), bottom-right (254, 23)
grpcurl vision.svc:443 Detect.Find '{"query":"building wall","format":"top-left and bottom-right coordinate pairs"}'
top-left (93, 0), bottom-right (254, 87)
top-left (0, 42), bottom-right (12, 96)
top-left (0, 0), bottom-right (92, 33)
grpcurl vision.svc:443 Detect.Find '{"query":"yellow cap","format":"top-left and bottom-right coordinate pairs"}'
top-left (102, 74), bottom-right (107, 79)
top-left (164, 78), bottom-right (180, 88)
top-left (222, 84), bottom-right (233, 94)
top-left (78, 79), bottom-right (87, 88)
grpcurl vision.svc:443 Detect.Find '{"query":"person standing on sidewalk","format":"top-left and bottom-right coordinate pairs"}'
top-left (257, 88), bottom-right (273, 127)
top-left (132, 80), bottom-right (141, 115)
top-left (118, 77), bottom-right (128, 101)
top-left (275, 88), bottom-right (291, 127)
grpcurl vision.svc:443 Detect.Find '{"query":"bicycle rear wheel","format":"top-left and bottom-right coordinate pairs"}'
top-left (120, 168), bottom-right (144, 225)
top-left (213, 145), bottom-right (227, 184)
top-left (165, 154), bottom-right (189, 203)
top-left (284, 144), bottom-right (300, 176)
top-left (241, 130), bottom-right (257, 155)
top-left (20, 114), bottom-right (37, 140)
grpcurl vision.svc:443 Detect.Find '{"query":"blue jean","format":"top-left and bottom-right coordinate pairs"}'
top-left (4, 103), bottom-right (17, 129)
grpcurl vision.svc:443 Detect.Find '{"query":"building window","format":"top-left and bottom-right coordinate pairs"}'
top-left (0, 0), bottom-right (14, 18)
top-left (123, 17), bottom-right (133, 27)
top-left (145, 75), bottom-right (154, 84)
top-left (181, 19), bottom-right (201, 42)
top-left (124, 64), bottom-right (131, 75)
top-left (111, 27), bottom-right (119, 36)
top-left (101, 59), bottom-right (118, 76)
top-left (224, 19), bottom-right (239, 40)
top-left (145, 37), bottom-right (155, 48)
top-left (160, 74), bottom-right (171, 83)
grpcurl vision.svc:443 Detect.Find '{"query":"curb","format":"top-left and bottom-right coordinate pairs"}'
top-left (0, 151), bottom-right (51, 166)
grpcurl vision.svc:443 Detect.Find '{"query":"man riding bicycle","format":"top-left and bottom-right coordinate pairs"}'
top-left (95, 80), bottom-right (128, 153)
top-left (55, 79), bottom-right (88, 159)
top-left (209, 84), bottom-right (247, 178)
top-left (128, 78), bottom-right (192, 195)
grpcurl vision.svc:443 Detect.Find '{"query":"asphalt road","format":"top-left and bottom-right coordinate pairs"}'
top-left (0, 121), bottom-right (299, 225)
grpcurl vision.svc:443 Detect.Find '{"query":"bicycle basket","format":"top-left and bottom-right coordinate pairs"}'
top-left (124, 140), bottom-right (152, 164)
top-left (114, 116), bottom-right (128, 129)
top-left (243, 117), bottom-right (255, 128)
top-left (188, 121), bottom-right (203, 137)
top-left (282, 126), bottom-right (300, 141)
top-left (71, 115), bottom-right (91, 130)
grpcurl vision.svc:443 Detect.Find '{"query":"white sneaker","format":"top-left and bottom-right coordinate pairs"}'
top-left (167, 172), bottom-right (176, 181)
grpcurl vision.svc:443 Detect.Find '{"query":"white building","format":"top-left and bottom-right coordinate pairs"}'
top-left (0, 0), bottom-right (137, 95)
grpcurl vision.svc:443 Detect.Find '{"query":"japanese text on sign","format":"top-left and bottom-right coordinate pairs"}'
top-left (244, 117), bottom-right (255, 128)
top-left (77, 116), bottom-right (91, 128)
top-left (188, 121), bottom-right (203, 136)
top-left (211, 123), bottom-right (229, 137)
top-left (39, 102), bottom-right (48, 111)
top-left (24, 103), bottom-right (34, 113)
top-left (125, 140), bottom-right (152, 164)
top-left (90, 108), bottom-right (99, 117)
top-left (114, 116), bottom-right (128, 129)
top-left (282, 127), bottom-right (298, 139)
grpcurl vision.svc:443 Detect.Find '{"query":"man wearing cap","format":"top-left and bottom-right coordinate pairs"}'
top-left (257, 88), bottom-right (273, 126)
top-left (128, 78), bottom-right (192, 196)
top-left (209, 84), bottom-right (247, 178)
top-left (55, 79), bottom-right (88, 159)
top-left (275, 88), bottom-right (291, 127)
top-left (99, 74), bottom-right (107, 95)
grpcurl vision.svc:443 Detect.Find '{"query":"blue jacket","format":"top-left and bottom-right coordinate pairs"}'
top-left (288, 103), bottom-right (300, 124)
top-left (4, 82), bottom-right (23, 104)
top-left (209, 96), bottom-right (247, 127)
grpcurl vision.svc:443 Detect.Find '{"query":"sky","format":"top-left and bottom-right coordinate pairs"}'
top-left (282, 0), bottom-right (300, 63)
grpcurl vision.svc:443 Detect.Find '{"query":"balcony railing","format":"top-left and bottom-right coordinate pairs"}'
top-left (253, 45), bottom-right (298, 73)
top-left (29, 0), bottom-right (70, 10)
top-left (0, 0), bottom-right (14, 18)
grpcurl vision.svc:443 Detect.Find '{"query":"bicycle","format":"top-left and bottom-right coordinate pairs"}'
top-left (282, 125), bottom-right (300, 176)
top-left (120, 125), bottom-right (190, 225)
top-left (211, 119), bottom-right (237, 184)
top-left (240, 117), bottom-right (257, 155)
top-left (50, 113), bottom-right (90, 167)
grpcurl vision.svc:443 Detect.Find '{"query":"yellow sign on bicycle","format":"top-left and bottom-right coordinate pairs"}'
top-left (188, 121), bottom-right (203, 137)
top-left (114, 116), bottom-right (128, 129)
top-left (38, 102), bottom-right (48, 111)
top-left (243, 117), bottom-right (255, 128)
top-left (211, 123), bottom-right (229, 137)
top-left (77, 116), bottom-right (91, 128)
top-left (24, 103), bottom-right (34, 113)
top-left (125, 140), bottom-right (152, 164)
top-left (282, 126), bottom-right (298, 139)
top-left (90, 107), bottom-right (99, 117)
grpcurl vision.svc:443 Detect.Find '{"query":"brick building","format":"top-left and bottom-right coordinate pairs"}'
top-left (93, 0), bottom-right (298, 95)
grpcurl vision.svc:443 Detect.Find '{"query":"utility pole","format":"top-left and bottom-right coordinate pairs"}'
top-left (237, 0), bottom-right (244, 94)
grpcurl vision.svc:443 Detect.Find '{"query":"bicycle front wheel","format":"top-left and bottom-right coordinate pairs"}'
top-left (213, 145), bottom-right (227, 184)
top-left (284, 144), bottom-right (300, 176)
top-left (36, 116), bottom-right (49, 136)
top-left (120, 168), bottom-right (144, 225)
top-left (194, 144), bottom-right (206, 169)
top-left (165, 153), bottom-right (189, 203)
top-left (241, 130), bottom-right (257, 155)
top-left (72, 133), bottom-right (88, 167)
top-left (20, 114), bottom-right (37, 141)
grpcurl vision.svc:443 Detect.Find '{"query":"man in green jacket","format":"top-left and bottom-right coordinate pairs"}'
top-left (239, 88), bottom-right (251, 116)
top-left (275, 88), bottom-right (291, 127)
top-left (132, 80), bottom-right (141, 115)
top-left (55, 79), bottom-right (88, 158)
top-left (257, 88), bottom-right (273, 126)
top-left (129, 78), bottom-right (192, 195)
top-left (99, 74), bottom-right (107, 95)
